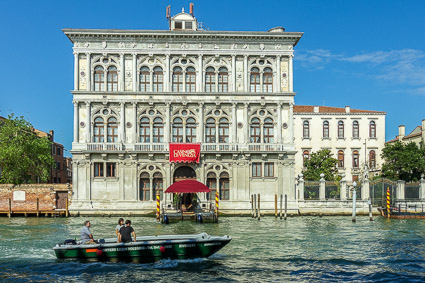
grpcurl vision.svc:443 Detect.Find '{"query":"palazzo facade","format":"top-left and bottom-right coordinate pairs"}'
top-left (64, 11), bottom-right (303, 214)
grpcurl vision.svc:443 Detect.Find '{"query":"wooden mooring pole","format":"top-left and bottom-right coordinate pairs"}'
top-left (368, 198), bottom-right (373, 221)
top-left (65, 198), bottom-right (69, 218)
top-left (280, 194), bottom-right (283, 219)
top-left (156, 192), bottom-right (160, 222)
top-left (274, 194), bottom-right (277, 218)
top-left (284, 194), bottom-right (287, 220)
top-left (257, 194), bottom-right (261, 221)
top-left (36, 198), bottom-right (40, 217)
top-left (251, 195), bottom-right (254, 218)
top-left (254, 194), bottom-right (257, 218)
top-left (8, 198), bottom-right (11, 218)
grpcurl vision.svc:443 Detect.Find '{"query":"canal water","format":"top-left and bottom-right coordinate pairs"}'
top-left (1, 216), bottom-right (425, 282)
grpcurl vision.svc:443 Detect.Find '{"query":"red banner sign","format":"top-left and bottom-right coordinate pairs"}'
top-left (169, 143), bottom-right (201, 163)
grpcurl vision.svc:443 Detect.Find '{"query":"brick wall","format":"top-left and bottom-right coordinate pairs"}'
top-left (0, 184), bottom-right (72, 212)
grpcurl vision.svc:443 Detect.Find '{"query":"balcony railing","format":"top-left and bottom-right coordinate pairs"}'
top-left (246, 144), bottom-right (284, 151)
top-left (202, 143), bottom-right (239, 152)
top-left (134, 143), bottom-right (167, 152)
top-left (87, 143), bottom-right (122, 151)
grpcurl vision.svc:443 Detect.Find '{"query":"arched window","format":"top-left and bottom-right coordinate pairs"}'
top-left (352, 150), bottom-right (359, 168)
top-left (262, 67), bottom-right (273, 92)
top-left (107, 117), bottom-right (118, 142)
top-left (186, 117), bottom-right (196, 142)
top-left (264, 118), bottom-right (274, 143)
top-left (338, 150), bottom-right (344, 168)
top-left (303, 150), bottom-right (310, 167)
top-left (153, 172), bottom-right (163, 200)
top-left (185, 67), bottom-right (196, 92)
top-left (303, 121), bottom-right (310, 138)
top-left (107, 66), bottom-right (118, 91)
top-left (338, 121), bottom-right (344, 138)
top-left (205, 118), bottom-right (216, 143)
top-left (139, 66), bottom-right (150, 92)
top-left (172, 67), bottom-right (183, 92)
top-left (218, 67), bottom-right (228, 92)
top-left (153, 66), bottom-right (163, 92)
top-left (353, 121), bottom-right (359, 138)
top-left (205, 67), bottom-right (216, 92)
top-left (206, 172), bottom-right (217, 201)
top-left (323, 121), bottom-right (329, 138)
top-left (250, 118), bottom-right (261, 143)
top-left (153, 117), bottom-right (164, 143)
top-left (219, 118), bottom-right (229, 143)
top-left (140, 117), bottom-right (150, 143)
top-left (250, 67), bottom-right (260, 92)
top-left (369, 150), bottom-right (376, 169)
top-left (94, 66), bottom-right (105, 91)
top-left (139, 172), bottom-right (150, 201)
top-left (94, 117), bottom-right (104, 142)
top-left (370, 121), bottom-right (376, 138)
top-left (219, 172), bottom-right (230, 200)
top-left (172, 117), bottom-right (183, 142)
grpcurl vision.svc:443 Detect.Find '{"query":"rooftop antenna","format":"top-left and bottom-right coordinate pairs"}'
top-left (190, 3), bottom-right (194, 16)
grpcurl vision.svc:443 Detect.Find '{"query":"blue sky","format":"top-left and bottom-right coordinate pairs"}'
top-left (1, 0), bottom-right (424, 156)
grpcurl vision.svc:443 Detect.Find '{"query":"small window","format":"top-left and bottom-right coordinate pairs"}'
top-left (264, 163), bottom-right (274, 177)
top-left (106, 163), bottom-right (116, 177)
top-left (185, 21), bottom-right (192, 29)
top-left (252, 162), bottom-right (262, 177)
top-left (303, 121), bottom-right (310, 138)
top-left (94, 162), bottom-right (104, 177)
top-left (338, 150), bottom-right (344, 168)
top-left (175, 21), bottom-right (182, 29)
top-left (303, 150), bottom-right (310, 167)
top-left (353, 150), bottom-right (359, 168)
top-left (56, 162), bottom-right (60, 170)
top-left (323, 121), bottom-right (329, 138)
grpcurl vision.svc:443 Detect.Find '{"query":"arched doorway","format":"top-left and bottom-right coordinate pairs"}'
top-left (173, 166), bottom-right (197, 211)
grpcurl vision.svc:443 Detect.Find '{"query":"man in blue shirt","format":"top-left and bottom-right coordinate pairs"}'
top-left (81, 220), bottom-right (95, 244)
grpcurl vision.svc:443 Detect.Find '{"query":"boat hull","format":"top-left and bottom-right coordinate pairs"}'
top-left (378, 207), bottom-right (425, 219)
top-left (53, 233), bottom-right (231, 262)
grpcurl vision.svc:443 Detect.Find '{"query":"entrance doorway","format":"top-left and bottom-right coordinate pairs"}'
top-left (56, 191), bottom-right (68, 210)
top-left (173, 166), bottom-right (197, 211)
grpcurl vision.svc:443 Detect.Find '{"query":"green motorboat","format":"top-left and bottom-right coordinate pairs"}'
top-left (53, 232), bottom-right (231, 262)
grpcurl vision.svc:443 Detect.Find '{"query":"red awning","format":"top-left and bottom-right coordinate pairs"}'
top-left (165, 180), bottom-right (210, 193)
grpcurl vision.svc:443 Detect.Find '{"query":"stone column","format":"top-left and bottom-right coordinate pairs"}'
top-left (397, 180), bottom-right (405, 200)
top-left (319, 173), bottom-right (326, 200)
top-left (276, 55), bottom-right (281, 93)
top-left (244, 55), bottom-right (248, 92)
top-left (73, 101), bottom-right (79, 143)
top-left (85, 102), bottom-right (91, 143)
top-left (86, 53), bottom-right (91, 91)
top-left (420, 174), bottom-right (425, 200)
top-left (133, 102), bottom-right (137, 143)
top-left (132, 53), bottom-right (137, 91)
top-left (165, 54), bottom-right (170, 92)
top-left (74, 52), bottom-right (79, 91)
top-left (232, 103), bottom-right (237, 143)
top-left (231, 55), bottom-right (236, 92)
top-left (288, 54), bottom-right (293, 92)
top-left (298, 173), bottom-right (305, 201)
top-left (244, 103), bottom-right (249, 144)
top-left (289, 103), bottom-right (294, 143)
top-left (198, 103), bottom-right (204, 143)
top-left (197, 54), bottom-right (203, 92)
top-left (277, 103), bottom-right (282, 143)
top-left (119, 53), bottom-right (125, 92)
top-left (120, 102), bottom-right (125, 143)
top-left (362, 177), bottom-right (370, 201)
top-left (340, 174), bottom-right (347, 200)
top-left (165, 103), bottom-right (171, 142)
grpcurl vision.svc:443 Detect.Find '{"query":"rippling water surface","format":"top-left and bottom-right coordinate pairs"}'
top-left (1, 216), bottom-right (425, 282)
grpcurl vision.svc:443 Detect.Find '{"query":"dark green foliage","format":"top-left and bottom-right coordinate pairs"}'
top-left (381, 141), bottom-right (425, 182)
top-left (302, 149), bottom-right (340, 181)
top-left (0, 114), bottom-right (54, 184)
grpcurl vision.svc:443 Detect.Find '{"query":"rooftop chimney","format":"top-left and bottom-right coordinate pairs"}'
top-left (345, 106), bottom-right (350, 113)
top-left (313, 106), bottom-right (319, 113)
top-left (398, 125), bottom-right (405, 141)
top-left (190, 3), bottom-right (194, 16)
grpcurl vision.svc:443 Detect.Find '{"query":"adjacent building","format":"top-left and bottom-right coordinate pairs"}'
top-left (293, 105), bottom-right (386, 182)
top-left (386, 119), bottom-right (425, 146)
top-left (64, 8), bottom-right (303, 214)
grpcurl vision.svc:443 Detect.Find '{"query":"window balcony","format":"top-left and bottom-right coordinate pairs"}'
top-left (246, 144), bottom-right (284, 152)
top-left (134, 143), bottom-right (168, 152)
top-left (87, 143), bottom-right (122, 151)
top-left (202, 143), bottom-right (239, 152)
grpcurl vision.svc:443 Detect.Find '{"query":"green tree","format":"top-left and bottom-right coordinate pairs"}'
top-left (302, 149), bottom-right (340, 181)
top-left (0, 114), bottom-right (54, 184)
top-left (381, 141), bottom-right (425, 182)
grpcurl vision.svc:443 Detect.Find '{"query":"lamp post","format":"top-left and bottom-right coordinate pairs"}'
top-left (352, 181), bottom-right (357, 222)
